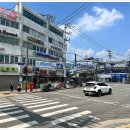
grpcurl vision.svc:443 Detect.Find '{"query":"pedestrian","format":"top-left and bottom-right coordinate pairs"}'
top-left (17, 83), bottom-right (22, 94)
top-left (9, 82), bottom-right (14, 93)
top-left (29, 82), bottom-right (34, 92)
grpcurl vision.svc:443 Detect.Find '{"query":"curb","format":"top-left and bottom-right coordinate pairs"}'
top-left (92, 118), bottom-right (130, 128)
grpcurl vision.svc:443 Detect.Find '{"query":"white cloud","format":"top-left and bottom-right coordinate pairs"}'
top-left (125, 49), bottom-right (130, 57)
top-left (95, 50), bottom-right (108, 58)
top-left (71, 6), bottom-right (124, 38)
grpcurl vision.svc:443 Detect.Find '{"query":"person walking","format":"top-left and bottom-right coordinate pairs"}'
top-left (17, 83), bottom-right (22, 94)
top-left (9, 82), bottom-right (14, 93)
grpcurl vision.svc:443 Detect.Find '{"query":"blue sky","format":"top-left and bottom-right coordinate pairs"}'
top-left (0, 2), bottom-right (130, 62)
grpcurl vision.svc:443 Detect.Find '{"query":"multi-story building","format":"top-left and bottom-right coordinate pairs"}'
top-left (0, 3), bottom-right (67, 90)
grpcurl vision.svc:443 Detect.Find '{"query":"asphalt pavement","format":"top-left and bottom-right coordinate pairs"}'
top-left (0, 83), bottom-right (130, 128)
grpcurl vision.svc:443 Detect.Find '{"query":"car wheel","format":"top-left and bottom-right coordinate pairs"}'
top-left (85, 93), bottom-right (88, 96)
top-left (97, 90), bottom-right (102, 97)
top-left (108, 88), bottom-right (112, 95)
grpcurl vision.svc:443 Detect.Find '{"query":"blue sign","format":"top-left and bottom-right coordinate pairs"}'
top-left (36, 61), bottom-right (56, 69)
top-left (18, 62), bottom-right (25, 65)
top-left (34, 52), bottom-right (59, 61)
top-left (112, 74), bottom-right (127, 78)
top-left (57, 64), bottom-right (63, 69)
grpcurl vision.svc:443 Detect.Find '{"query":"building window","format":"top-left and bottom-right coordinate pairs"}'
top-left (0, 17), bottom-right (19, 29)
top-left (33, 59), bottom-right (35, 66)
top-left (23, 25), bottom-right (29, 33)
top-left (28, 43), bottom-right (33, 50)
top-left (22, 57), bottom-right (26, 63)
top-left (49, 25), bottom-right (63, 37)
top-left (5, 55), bottom-right (9, 63)
top-left (48, 37), bottom-right (52, 43)
top-left (44, 48), bottom-right (46, 53)
top-left (33, 45), bottom-right (36, 50)
top-left (30, 59), bottom-right (32, 66)
top-left (37, 46), bottom-right (39, 52)
top-left (14, 39), bottom-right (19, 45)
top-left (6, 19), bottom-right (10, 26)
top-left (40, 48), bottom-right (43, 52)
top-left (11, 21), bottom-right (15, 28)
top-left (10, 56), bottom-right (14, 64)
top-left (23, 25), bottom-right (47, 41)
top-left (0, 54), bottom-right (4, 63)
top-left (15, 56), bottom-right (18, 63)
top-left (1, 18), bottom-right (6, 25)
top-left (23, 9), bottom-right (47, 28)
top-left (15, 23), bottom-right (19, 29)
top-left (0, 36), bottom-right (19, 46)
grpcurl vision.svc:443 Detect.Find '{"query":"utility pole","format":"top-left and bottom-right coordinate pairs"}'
top-left (108, 50), bottom-right (112, 83)
top-left (64, 24), bottom-right (71, 78)
top-left (74, 53), bottom-right (77, 68)
top-left (25, 40), bottom-right (29, 93)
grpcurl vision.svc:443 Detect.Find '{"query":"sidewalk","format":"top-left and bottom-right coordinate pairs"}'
top-left (0, 89), bottom-right (41, 97)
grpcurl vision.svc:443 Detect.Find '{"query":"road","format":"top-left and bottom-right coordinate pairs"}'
top-left (0, 83), bottom-right (130, 128)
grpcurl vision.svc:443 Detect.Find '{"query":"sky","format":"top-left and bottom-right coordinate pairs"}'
top-left (0, 2), bottom-right (130, 62)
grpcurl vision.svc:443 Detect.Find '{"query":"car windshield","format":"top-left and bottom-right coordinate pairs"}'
top-left (86, 83), bottom-right (95, 87)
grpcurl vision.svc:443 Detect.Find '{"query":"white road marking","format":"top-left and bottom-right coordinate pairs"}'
top-left (0, 100), bottom-right (9, 103)
top-left (42, 107), bottom-right (78, 117)
top-left (0, 110), bottom-right (23, 117)
top-left (104, 101), bottom-right (119, 105)
top-left (54, 93), bottom-right (82, 99)
top-left (27, 102), bottom-right (60, 108)
top-left (9, 121), bottom-right (38, 128)
top-left (51, 110), bottom-right (92, 125)
top-left (12, 97), bottom-right (44, 101)
top-left (89, 115), bottom-right (100, 120)
top-left (0, 104), bottom-right (15, 108)
top-left (12, 95), bottom-right (40, 100)
top-left (23, 100), bottom-right (53, 106)
top-left (33, 104), bottom-right (68, 112)
top-left (0, 102), bottom-right (13, 105)
top-left (19, 98), bottom-right (47, 103)
top-left (0, 114), bottom-right (29, 124)
top-left (0, 107), bottom-right (19, 112)
top-left (68, 122), bottom-right (78, 127)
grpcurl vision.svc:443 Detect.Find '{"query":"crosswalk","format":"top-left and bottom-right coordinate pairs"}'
top-left (0, 97), bottom-right (38, 128)
top-left (0, 95), bottom-right (99, 128)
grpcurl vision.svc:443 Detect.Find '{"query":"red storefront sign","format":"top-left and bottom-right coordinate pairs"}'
top-left (0, 7), bottom-right (17, 21)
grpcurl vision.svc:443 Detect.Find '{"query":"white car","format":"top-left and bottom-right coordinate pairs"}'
top-left (83, 81), bottom-right (112, 97)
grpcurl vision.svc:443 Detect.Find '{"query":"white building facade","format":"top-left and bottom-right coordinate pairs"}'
top-left (0, 3), bottom-right (67, 90)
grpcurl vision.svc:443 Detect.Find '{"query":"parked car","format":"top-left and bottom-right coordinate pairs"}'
top-left (83, 81), bottom-right (112, 97)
